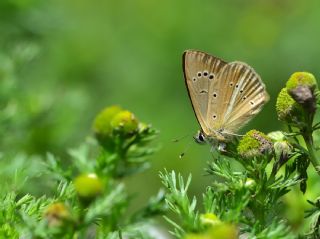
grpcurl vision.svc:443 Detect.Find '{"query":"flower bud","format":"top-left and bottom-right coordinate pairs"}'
top-left (286, 72), bottom-right (317, 90)
top-left (286, 72), bottom-right (318, 114)
top-left (184, 223), bottom-right (237, 239)
top-left (93, 105), bottom-right (123, 138)
top-left (276, 88), bottom-right (301, 123)
top-left (289, 85), bottom-right (316, 114)
top-left (237, 130), bottom-right (273, 158)
top-left (200, 213), bottom-right (221, 227)
top-left (44, 202), bottom-right (71, 227)
top-left (74, 173), bottom-right (103, 202)
top-left (244, 178), bottom-right (256, 190)
top-left (268, 131), bottom-right (285, 141)
top-left (274, 140), bottom-right (292, 159)
top-left (111, 110), bottom-right (139, 135)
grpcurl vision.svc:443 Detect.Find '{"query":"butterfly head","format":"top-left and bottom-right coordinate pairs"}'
top-left (193, 130), bottom-right (207, 144)
top-left (194, 129), bottom-right (228, 145)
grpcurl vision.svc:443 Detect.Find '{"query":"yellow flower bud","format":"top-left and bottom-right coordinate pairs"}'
top-left (237, 130), bottom-right (273, 159)
top-left (200, 213), bottom-right (221, 227)
top-left (93, 105), bottom-right (123, 136)
top-left (44, 202), bottom-right (71, 227)
top-left (111, 110), bottom-right (139, 134)
top-left (74, 173), bottom-right (103, 201)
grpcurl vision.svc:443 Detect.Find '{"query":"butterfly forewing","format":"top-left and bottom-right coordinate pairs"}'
top-left (207, 61), bottom-right (269, 134)
top-left (183, 50), bottom-right (227, 135)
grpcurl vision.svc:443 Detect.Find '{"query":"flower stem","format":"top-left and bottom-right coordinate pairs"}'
top-left (303, 134), bottom-right (320, 175)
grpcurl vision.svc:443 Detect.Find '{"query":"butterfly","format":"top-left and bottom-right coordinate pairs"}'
top-left (183, 50), bottom-right (269, 144)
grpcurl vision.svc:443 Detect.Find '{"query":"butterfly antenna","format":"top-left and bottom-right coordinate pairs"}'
top-left (225, 132), bottom-right (244, 137)
top-left (179, 138), bottom-right (193, 159)
top-left (172, 134), bottom-right (192, 143)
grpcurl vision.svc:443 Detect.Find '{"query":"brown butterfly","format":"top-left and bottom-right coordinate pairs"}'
top-left (183, 50), bottom-right (269, 144)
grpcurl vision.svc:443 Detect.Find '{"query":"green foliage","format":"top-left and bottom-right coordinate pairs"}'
top-left (0, 106), bottom-right (166, 238)
top-left (2, 1), bottom-right (320, 238)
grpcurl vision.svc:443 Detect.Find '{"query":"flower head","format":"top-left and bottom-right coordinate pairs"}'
top-left (93, 106), bottom-right (140, 148)
top-left (93, 105), bottom-right (123, 137)
top-left (44, 202), bottom-right (72, 227)
top-left (286, 72), bottom-right (317, 90)
top-left (276, 88), bottom-right (301, 123)
top-left (184, 223), bottom-right (237, 239)
top-left (111, 110), bottom-right (139, 135)
top-left (274, 140), bottom-right (292, 158)
top-left (200, 213), bottom-right (221, 227)
top-left (268, 131), bottom-right (292, 160)
top-left (74, 173), bottom-right (103, 202)
top-left (244, 178), bottom-right (256, 190)
top-left (286, 72), bottom-right (318, 114)
top-left (237, 130), bottom-right (273, 158)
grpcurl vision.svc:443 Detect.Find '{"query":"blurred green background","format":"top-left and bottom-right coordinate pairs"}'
top-left (1, 0), bottom-right (320, 220)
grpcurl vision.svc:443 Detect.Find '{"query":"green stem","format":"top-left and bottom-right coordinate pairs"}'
top-left (303, 134), bottom-right (320, 175)
top-left (250, 201), bottom-right (266, 230)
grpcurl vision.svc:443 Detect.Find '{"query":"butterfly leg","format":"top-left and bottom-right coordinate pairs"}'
top-left (218, 142), bottom-right (227, 153)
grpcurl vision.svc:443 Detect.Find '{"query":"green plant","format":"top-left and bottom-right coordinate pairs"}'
top-left (160, 72), bottom-right (320, 239)
top-left (0, 106), bottom-right (166, 238)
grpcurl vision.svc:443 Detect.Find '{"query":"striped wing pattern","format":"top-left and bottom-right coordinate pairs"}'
top-left (207, 61), bottom-right (269, 134)
top-left (183, 50), bottom-right (269, 140)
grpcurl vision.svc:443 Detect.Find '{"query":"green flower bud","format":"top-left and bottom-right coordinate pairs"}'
top-left (44, 202), bottom-right (72, 227)
top-left (276, 88), bottom-right (301, 123)
top-left (111, 110), bottom-right (139, 134)
top-left (268, 131), bottom-right (285, 141)
top-left (74, 173), bottom-right (103, 201)
top-left (244, 178), bottom-right (256, 190)
top-left (286, 72), bottom-right (317, 90)
top-left (237, 130), bottom-right (273, 158)
top-left (274, 140), bottom-right (292, 158)
top-left (200, 213), bottom-right (221, 227)
top-left (138, 122), bottom-right (149, 133)
top-left (268, 131), bottom-right (292, 160)
top-left (93, 105), bottom-right (123, 137)
top-left (184, 223), bottom-right (238, 239)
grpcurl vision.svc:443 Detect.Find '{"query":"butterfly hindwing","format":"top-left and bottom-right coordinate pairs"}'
top-left (207, 61), bottom-right (269, 134)
top-left (223, 62), bottom-right (269, 132)
top-left (183, 50), bottom-right (227, 135)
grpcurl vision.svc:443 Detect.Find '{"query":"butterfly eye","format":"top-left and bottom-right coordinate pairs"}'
top-left (230, 82), bottom-right (234, 87)
top-left (197, 72), bottom-right (202, 77)
top-left (192, 77), bottom-right (197, 82)
top-left (203, 71), bottom-right (208, 76)
top-left (194, 131), bottom-right (206, 144)
top-left (240, 90), bottom-right (244, 94)
top-left (213, 115), bottom-right (217, 119)
top-left (209, 74), bottom-right (214, 79)
top-left (242, 96), bottom-right (247, 100)
top-left (213, 93), bottom-right (217, 98)
top-left (236, 84), bottom-right (239, 88)
top-left (250, 101), bottom-right (255, 105)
